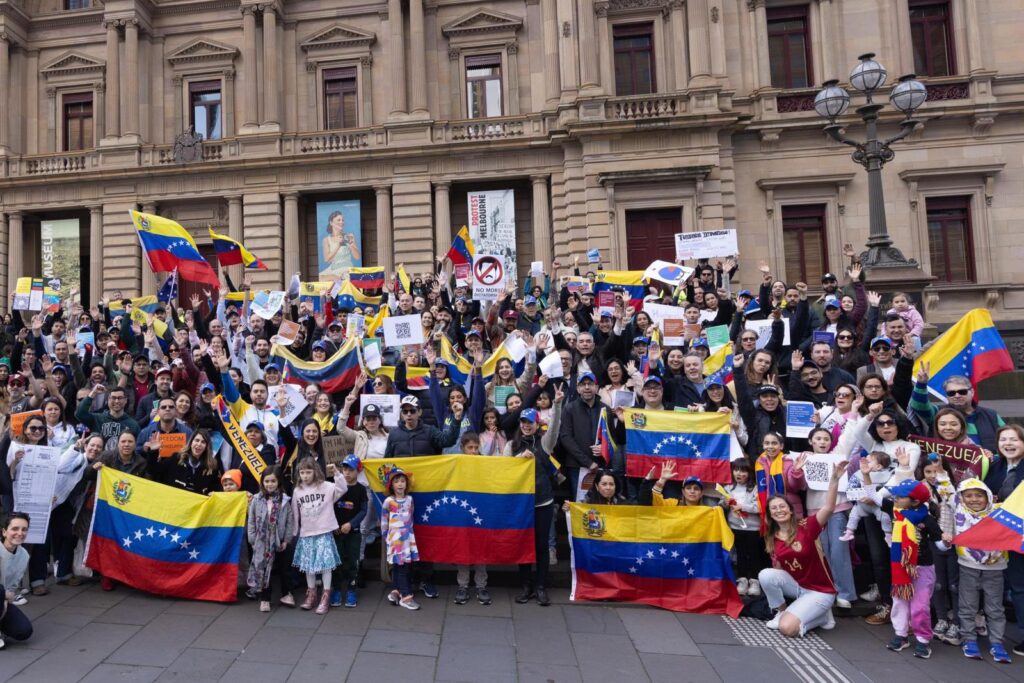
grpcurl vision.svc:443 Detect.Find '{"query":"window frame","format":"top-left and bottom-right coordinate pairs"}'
top-left (464, 53), bottom-right (504, 119)
top-left (766, 4), bottom-right (813, 89)
top-left (63, 0), bottom-right (89, 9)
top-left (61, 91), bottom-right (94, 152)
top-left (925, 195), bottom-right (975, 283)
top-left (322, 66), bottom-right (359, 130)
top-left (781, 203), bottom-right (828, 285)
top-left (909, 0), bottom-right (956, 78)
top-left (188, 79), bottom-right (223, 141)
top-left (612, 22), bottom-right (656, 96)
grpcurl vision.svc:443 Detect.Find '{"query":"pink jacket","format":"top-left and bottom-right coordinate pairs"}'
top-left (291, 477), bottom-right (348, 538)
top-left (887, 304), bottom-right (924, 337)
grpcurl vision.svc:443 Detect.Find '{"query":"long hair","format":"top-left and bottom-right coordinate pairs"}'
top-left (18, 415), bottom-right (48, 446)
top-left (932, 407), bottom-right (968, 442)
top-left (259, 466), bottom-right (285, 500)
top-left (295, 456), bottom-right (325, 487)
top-left (583, 469), bottom-right (621, 504)
top-left (731, 459), bottom-right (756, 492)
top-left (745, 349), bottom-right (777, 385)
top-left (177, 429), bottom-right (218, 476)
top-left (763, 495), bottom-right (797, 555)
top-left (297, 418), bottom-right (325, 459)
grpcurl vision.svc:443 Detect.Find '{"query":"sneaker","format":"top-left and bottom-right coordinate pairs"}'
top-left (0, 635), bottom-right (5, 651)
top-left (737, 578), bottom-right (749, 596)
top-left (245, 588), bottom-right (258, 600)
top-left (11, 595), bottom-right (27, 606)
top-left (976, 614), bottom-right (988, 637)
top-left (515, 586), bottom-right (535, 604)
top-left (835, 597), bottom-right (852, 609)
top-left (421, 582), bottom-right (439, 599)
top-left (859, 584), bottom-right (880, 602)
top-left (747, 579), bottom-right (761, 597)
top-left (942, 623), bottom-right (961, 646)
top-left (932, 619), bottom-right (949, 639)
top-left (279, 593), bottom-right (296, 607)
top-left (329, 590), bottom-right (343, 607)
top-left (865, 603), bottom-right (891, 625)
top-left (549, 547), bottom-right (557, 566)
top-left (766, 609), bottom-right (783, 630)
top-left (400, 596), bottom-right (421, 611)
top-left (454, 586), bottom-right (469, 605)
top-left (821, 609), bottom-right (836, 631)
top-left (838, 529), bottom-right (855, 542)
top-left (990, 643), bottom-right (1012, 664)
top-left (887, 635), bottom-right (911, 652)
top-left (100, 577), bottom-right (115, 592)
top-left (300, 588), bottom-right (317, 610)
top-left (31, 585), bottom-right (49, 596)
top-left (387, 590), bottom-right (401, 605)
top-left (344, 590), bottom-right (357, 608)
top-left (962, 640), bottom-right (982, 659)
top-left (259, 601), bottom-right (271, 613)
top-left (536, 587), bottom-right (551, 606)
top-left (477, 588), bottom-right (492, 605)
top-left (1013, 641), bottom-right (1024, 657)
top-left (914, 642), bottom-right (932, 659)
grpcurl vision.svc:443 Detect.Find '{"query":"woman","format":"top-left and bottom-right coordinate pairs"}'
top-left (599, 358), bottom-right (640, 408)
top-left (986, 424), bottom-right (1024, 652)
top-left (174, 390), bottom-right (198, 429)
top-left (320, 211), bottom-right (360, 277)
top-left (701, 379), bottom-right (748, 448)
top-left (485, 357), bottom-right (535, 409)
top-left (41, 397), bottom-right (75, 449)
top-left (932, 407), bottom-right (974, 446)
top-left (148, 430), bottom-right (222, 495)
top-left (1, 514), bottom-right (34, 646)
top-left (309, 392), bottom-right (337, 436)
top-left (835, 330), bottom-right (868, 375)
top-left (6, 415), bottom-right (52, 595)
top-left (816, 384), bottom-right (859, 443)
top-left (744, 349), bottom-right (778, 388)
top-left (279, 419), bottom-right (327, 492)
top-left (337, 394), bottom-right (389, 464)
top-left (758, 458), bottom-right (846, 637)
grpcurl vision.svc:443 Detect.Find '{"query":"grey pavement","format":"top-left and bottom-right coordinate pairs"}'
top-left (5, 581), bottom-right (1024, 682)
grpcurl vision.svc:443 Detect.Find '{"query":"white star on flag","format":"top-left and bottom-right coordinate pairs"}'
top-left (688, 568), bottom-right (695, 576)
top-left (122, 537), bottom-right (132, 548)
top-left (158, 527), bottom-right (169, 538)
top-left (473, 516), bottom-right (483, 525)
top-left (134, 530), bottom-right (143, 541)
top-left (659, 547), bottom-right (667, 555)
top-left (670, 551), bottom-right (680, 558)
top-left (469, 507), bottom-right (478, 515)
top-left (646, 550), bottom-right (655, 559)
top-left (461, 500), bottom-right (469, 509)
top-left (180, 540), bottom-right (190, 549)
top-left (146, 527), bottom-right (156, 537)
top-left (170, 532), bottom-right (181, 544)
top-left (188, 549), bottom-right (200, 560)
top-left (682, 557), bottom-right (690, 565)
top-left (629, 566), bottom-right (638, 573)
top-left (421, 514), bottom-right (430, 522)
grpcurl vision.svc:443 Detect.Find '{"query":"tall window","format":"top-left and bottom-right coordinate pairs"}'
top-left (323, 67), bottom-right (358, 129)
top-left (782, 204), bottom-right (827, 284)
top-left (62, 93), bottom-right (93, 151)
top-left (927, 196), bottom-right (974, 282)
top-left (767, 6), bottom-right (812, 89)
top-left (910, 0), bottom-right (955, 77)
top-left (613, 23), bottom-right (655, 96)
top-left (466, 54), bottom-right (502, 118)
top-left (189, 81), bottom-right (222, 140)
top-left (64, 0), bottom-right (89, 9)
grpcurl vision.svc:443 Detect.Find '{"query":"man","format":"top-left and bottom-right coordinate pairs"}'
top-left (75, 385), bottom-right (141, 450)
top-left (857, 336), bottom-right (898, 384)
top-left (557, 373), bottom-right (605, 492)
top-left (808, 341), bottom-right (856, 391)
top-left (135, 366), bottom-right (175, 423)
top-left (884, 314), bottom-right (918, 353)
top-left (573, 332), bottom-right (605, 381)
top-left (636, 375), bottom-right (672, 411)
top-left (127, 354), bottom-right (154, 416)
top-left (517, 296), bottom-right (542, 334)
top-left (919, 375), bottom-right (1004, 452)
top-left (787, 352), bottom-right (833, 407)
top-left (136, 397), bottom-right (193, 459)
top-left (218, 354), bottom-right (281, 447)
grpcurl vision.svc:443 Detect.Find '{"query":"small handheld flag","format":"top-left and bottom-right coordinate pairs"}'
top-left (447, 226), bottom-right (476, 266)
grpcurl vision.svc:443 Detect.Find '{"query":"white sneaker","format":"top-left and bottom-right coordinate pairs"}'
top-left (821, 609), bottom-right (836, 630)
top-left (836, 597), bottom-right (852, 609)
top-left (11, 595), bottom-right (27, 606)
top-left (933, 619), bottom-right (949, 638)
top-left (767, 609), bottom-right (783, 630)
top-left (859, 584), bottom-right (880, 602)
top-left (747, 579), bottom-right (761, 596)
top-left (737, 578), bottom-right (749, 596)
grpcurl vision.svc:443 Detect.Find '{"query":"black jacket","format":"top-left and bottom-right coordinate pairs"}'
top-left (147, 453), bottom-right (222, 495)
top-left (384, 418), bottom-right (459, 458)
top-left (556, 397), bottom-right (604, 469)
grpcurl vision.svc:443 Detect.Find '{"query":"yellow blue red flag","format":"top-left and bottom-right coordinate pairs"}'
top-left (954, 477), bottom-right (1024, 552)
top-left (623, 408), bottom-right (732, 483)
top-left (348, 266), bottom-right (385, 290)
top-left (85, 469), bottom-right (247, 602)
top-left (208, 228), bottom-right (268, 270)
top-left (446, 226), bottom-right (475, 266)
top-left (130, 210), bottom-right (219, 287)
top-left (271, 338), bottom-right (362, 393)
top-left (567, 503), bottom-right (743, 616)
top-left (913, 309), bottom-right (1013, 399)
top-left (593, 270), bottom-right (646, 312)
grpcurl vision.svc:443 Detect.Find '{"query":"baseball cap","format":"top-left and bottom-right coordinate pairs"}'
top-left (690, 338), bottom-right (708, 349)
top-left (264, 362), bottom-right (282, 373)
top-left (643, 375), bottom-right (663, 386)
top-left (756, 384), bottom-right (781, 395)
top-left (502, 310), bottom-right (518, 320)
top-left (362, 403), bottom-right (382, 419)
top-left (200, 382), bottom-right (215, 393)
top-left (400, 395), bottom-right (420, 408)
top-left (889, 479), bottom-right (930, 503)
top-left (737, 289), bottom-right (753, 299)
top-left (51, 363), bottom-right (70, 375)
top-left (824, 296), bottom-right (841, 309)
top-left (632, 336), bottom-right (650, 346)
top-left (7, 373), bottom-right (24, 386)
top-left (465, 329), bottom-right (482, 339)
top-left (245, 421), bottom-right (265, 432)
top-left (341, 454), bottom-right (363, 472)
top-left (821, 272), bottom-right (838, 282)
top-left (155, 366), bottom-right (172, 377)
top-left (870, 336), bottom-right (893, 348)
top-left (312, 340), bottom-right (330, 351)
top-left (519, 408), bottom-right (540, 424)
top-left (682, 475), bottom-right (703, 488)
top-left (578, 371), bottom-right (597, 384)
top-left (524, 295), bottom-right (538, 306)
top-left (327, 319), bottom-right (344, 329)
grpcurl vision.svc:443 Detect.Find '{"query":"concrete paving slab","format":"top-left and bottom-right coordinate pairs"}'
top-left (674, 613), bottom-right (741, 645)
top-left (0, 647), bottom-right (46, 683)
top-left (361, 627), bottom-right (441, 656)
top-left (570, 633), bottom-right (647, 682)
top-left (286, 634), bottom-right (361, 681)
top-left (155, 647), bottom-right (240, 682)
top-left (640, 653), bottom-right (724, 683)
top-left (618, 608), bottom-right (701, 656)
top-left (106, 612), bottom-right (215, 667)
top-left (562, 605), bottom-right (628, 635)
top-left (219, 661), bottom-right (294, 683)
top-left (8, 622), bottom-right (140, 683)
top-left (442, 614), bottom-right (516, 647)
top-left (516, 661), bottom-right (583, 683)
top-left (192, 607), bottom-right (271, 652)
top-left (435, 642), bottom-right (517, 683)
top-left (347, 652), bottom-right (437, 683)
top-left (78, 663), bottom-right (164, 683)
top-left (698, 643), bottom-right (792, 683)
top-left (238, 625), bottom-right (314, 665)
top-left (93, 594), bottom-right (172, 625)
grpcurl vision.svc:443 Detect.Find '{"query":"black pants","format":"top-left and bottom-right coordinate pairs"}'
top-left (859, 515), bottom-right (892, 604)
top-left (519, 503), bottom-right (554, 590)
top-left (332, 532), bottom-right (361, 589)
top-left (412, 562), bottom-right (434, 587)
top-left (258, 546), bottom-right (294, 601)
top-left (733, 529), bottom-right (769, 581)
top-left (28, 502), bottom-right (77, 585)
top-left (1, 586), bottom-right (33, 641)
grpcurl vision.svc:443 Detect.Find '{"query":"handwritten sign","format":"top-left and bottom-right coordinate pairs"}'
top-left (323, 435), bottom-right (348, 465)
top-left (11, 444), bottom-right (61, 544)
top-left (910, 435), bottom-right (989, 485)
top-left (158, 433), bottom-right (187, 458)
top-left (674, 230), bottom-right (738, 261)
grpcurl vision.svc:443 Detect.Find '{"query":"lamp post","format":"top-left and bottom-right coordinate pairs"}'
top-left (814, 53), bottom-right (927, 269)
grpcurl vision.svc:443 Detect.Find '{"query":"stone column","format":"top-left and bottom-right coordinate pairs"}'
top-left (687, 0), bottom-right (713, 86)
top-left (94, 83), bottom-right (106, 140)
top-left (223, 70), bottom-right (235, 136)
top-left (0, 34), bottom-right (9, 154)
top-left (595, 5), bottom-right (613, 95)
top-left (262, 6), bottom-right (279, 126)
top-left (531, 175), bottom-right (552, 265)
top-left (241, 6), bottom-right (259, 127)
top-left (141, 202), bottom-right (158, 296)
top-left (669, 0), bottom-right (689, 90)
top-left (752, 1), bottom-right (771, 90)
top-left (7, 211), bottom-right (21, 301)
top-left (577, 0), bottom-right (600, 92)
top-left (227, 195), bottom-right (244, 285)
top-left (375, 186), bottom-right (394, 271)
top-left (541, 0), bottom-right (560, 106)
top-left (104, 21), bottom-right (121, 138)
top-left (283, 193), bottom-right (300, 281)
top-left (89, 206), bottom-right (103, 305)
top-left (409, 0), bottom-right (428, 116)
top-left (387, 0), bottom-right (407, 117)
top-left (434, 182), bottom-right (451, 256)
top-left (124, 19), bottom-right (140, 138)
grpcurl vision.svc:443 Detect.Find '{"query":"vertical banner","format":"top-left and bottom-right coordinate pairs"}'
top-left (41, 218), bottom-right (81, 302)
top-left (316, 200), bottom-right (362, 278)
top-left (467, 189), bottom-right (516, 283)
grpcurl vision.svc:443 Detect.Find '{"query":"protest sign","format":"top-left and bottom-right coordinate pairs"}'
top-left (786, 401), bottom-right (817, 439)
top-left (674, 229), bottom-right (738, 261)
top-left (361, 393), bottom-right (400, 427)
top-left (362, 340), bottom-right (382, 370)
top-left (76, 331), bottom-right (95, 358)
top-left (383, 314), bottom-right (424, 348)
top-left (813, 331), bottom-right (836, 347)
top-left (910, 435), bottom-right (988, 484)
top-left (322, 435), bottom-right (347, 464)
top-left (531, 261), bottom-right (544, 277)
top-left (252, 290), bottom-right (286, 320)
top-left (587, 249), bottom-right (601, 264)
top-left (494, 385), bottom-right (516, 414)
top-left (706, 325), bottom-right (730, 349)
top-left (504, 335), bottom-right (528, 363)
top-left (271, 320), bottom-right (300, 346)
top-left (791, 452), bottom-right (849, 492)
top-left (642, 261), bottom-right (693, 287)
top-left (11, 444), bottom-right (61, 544)
top-left (158, 433), bottom-right (187, 458)
top-left (454, 263), bottom-right (471, 287)
top-left (612, 390), bottom-right (635, 409)
top-left (273, 383), bottom-right (310, 427)
top-left (745, 318), bottom-right (791, 347)
top-left (346, 313), bottom-right (365, 339)
top-left (538, 352), bottom-right (563, 379)
top-left (597, 291), bottom-right (616, 319)
top-left (472, 253), bottom-right (507, 300)
top-left (662, 320), bottom-right (687, 346)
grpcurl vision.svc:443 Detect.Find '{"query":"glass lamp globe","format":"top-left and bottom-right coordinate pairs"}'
top-left (890, 76), bottom-right (928, 114)
top-left (814, 81), bottom-right (851, 120)
top-left (850, 53), bottom-right (887, 93)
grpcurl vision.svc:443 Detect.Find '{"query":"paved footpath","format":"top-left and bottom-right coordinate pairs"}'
top-left (5, 582), bottom-right (1024, 683)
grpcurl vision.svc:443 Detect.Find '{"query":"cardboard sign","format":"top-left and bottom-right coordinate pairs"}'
top-left (910, 435), bottom-right (988, 485)
top-left (158, 432), bottom-right (187, 458)
top-left (10, 410), bottom-right (43, 438)
top-left (789, 452), bottom-right (849, 492)
top-left (745, 318), bottom-right (791, 348)
top-left (674, 229), bottom-right (738, 261)
top-left (322, 435), bottom-right (348, 464)
top-left (273, 383), bottom-right (310, 427)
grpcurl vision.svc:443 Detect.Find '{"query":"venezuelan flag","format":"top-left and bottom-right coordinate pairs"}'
top-left (447, 226), bottom-right (475, 266)
top-left (365, 455), bottom-right (535, 564)
top-left (593, 271), bottom-right (646, 312)
top-left (85, 469), bottom-right (246, 603)
top-left (348, 266), bottom-right (385, 290)
top-left (208, 228), bottom-right (268, 270)
top-left (480, 336), bottom-right (527, 379)
top-left (623, 408), bottom-right (732, 483)
top-left (703, 342), bottom-right (734, 385)
top-left (374, 364), bottom-right (430, 390)
top-left (338, 281), bottom-right (383, 308)
top-left (365, 303), bottom-right (389, 337)
top-left (130, 210), bottom-right (219, 287)
top-left (954, 478), bottom-right (1024, 552)
top-left (597, 408), bottom-right (618, 466)
top-left (567, 503), bottom-right (743, 616)
top-left (271, 337), bottom-right (361, 393)
top-left (396, 264), bottom-right (412, 294)
top-left (440, 337), bottom-right (474, 384)
top-left (914, 309), bottom-right (1013, 400)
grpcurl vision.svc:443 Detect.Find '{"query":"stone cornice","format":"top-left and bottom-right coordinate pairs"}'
top-left (166, 37), bottom-right (239, 66)
top-left (40, 49), bottom-right (105, 79)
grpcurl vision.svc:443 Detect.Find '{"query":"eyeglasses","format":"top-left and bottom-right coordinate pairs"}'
top-left (374, 381), bottom-right (384, 387)
top-left (947, 388), bottom-right (971, 397)
top-left (875, 419), bottom-right (896, 427)
top-left (160, 405), bottom-right (176, 410)
top-left (835, 392), bottom-right (854, 399)
top-left (741, 337), bottom-right (757, 343)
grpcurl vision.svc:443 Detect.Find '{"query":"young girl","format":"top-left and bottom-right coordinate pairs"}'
top-left (888, 292), bottom-right (924, 338)
top-left (724, 460), bottom-right (765, 597)
top-left (290, 457), bottom-right (348, 615)
top-left (478, 408), bottom-right (507, 456)
top-left (247, 468), bottom-right (294, 612)
top-left (1, 513), bottom-right (30, 607)
top-left (754, 432), bottom-right (805, 524)
top-left (918, 454), bottom-right (959, 646)
top-left (381, 467), bottom-right (420, 610)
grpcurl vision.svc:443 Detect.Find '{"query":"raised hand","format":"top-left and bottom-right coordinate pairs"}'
top-left (658, 460), bottom-right (677, 483)
top-left (916, 360), bottom-right (930, 384)
top-left (843, 243), bottom-right (857, 259)
top-left (867, 290), bottom-right (882, 307)
top-left (848, 264), bottom-right (862, 281)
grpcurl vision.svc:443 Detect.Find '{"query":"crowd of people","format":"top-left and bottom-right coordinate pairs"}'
top-left (0, 246), bottom-right (1021, 665)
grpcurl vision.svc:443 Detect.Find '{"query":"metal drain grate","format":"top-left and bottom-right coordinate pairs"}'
top-left (722, 616), bottom-right (833, 650)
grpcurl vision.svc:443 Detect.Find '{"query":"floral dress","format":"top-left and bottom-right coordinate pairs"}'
top-left (381, 495), bottom-right (419, 565)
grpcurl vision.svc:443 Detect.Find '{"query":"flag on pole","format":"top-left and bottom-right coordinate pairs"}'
top-left (208, 228), bottom-right (268, 270)
top-left (130, 211), bottom-right (219, 287)
top-left (157, 269), bottom-right (178, 304)
top-left (913, 309), bottom-right (1013, 399)
top-left (446, 226), bottom-right (475, 266)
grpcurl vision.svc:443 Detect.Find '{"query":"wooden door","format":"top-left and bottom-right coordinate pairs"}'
top-left (625, 208), bottom-right (682, 270)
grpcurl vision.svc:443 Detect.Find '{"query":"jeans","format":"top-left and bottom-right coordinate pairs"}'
top-left (758, 568), bottom-right (836, 636)
top-left (862, 515), bottom-right (892, 604)
top-left (0, 586), bottom-right (32, 642)
top-left (820, 510), bottom-right (856, 602)
top-left (1004, 552), bottom-right (1024, 637)
top-left (892, 565), bottom-right (936, 643)
top-left (519, 503), bottom-right (554, 590)
top-left (392, 562), bottom-right (412, 598)
top-left (456, 565), bottom-right (488, 589)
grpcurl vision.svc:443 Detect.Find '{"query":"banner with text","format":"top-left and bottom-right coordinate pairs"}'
top-left (468, 189), bottom-right (517, 283)
top-left (41, 218), bottom-right (81, 303)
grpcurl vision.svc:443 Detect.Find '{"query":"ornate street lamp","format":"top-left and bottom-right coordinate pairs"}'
top-left (815, 53), bottom-right (927, 269)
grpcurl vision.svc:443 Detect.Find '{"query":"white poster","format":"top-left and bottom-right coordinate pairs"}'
top-left (787, 452), bottom-right (849, 492)
top-left (10, 444), bottom-right (62, 544)
top-left (360, 394), bottom-right (401, 428)
top-left (674, 229), bottom-right (738, 261)
top-left (745, 317), bottom-right (791, 348)
top-left (273, 383), bottom-right (309, 427)
top-left (252, 290), bottom-right (286, 320)
top-left (383, 314), bottom-right (425, 348)
top-left (467, 189), bottom-right (517, 283)
top-left (472, 254), bottom-right (507, 301)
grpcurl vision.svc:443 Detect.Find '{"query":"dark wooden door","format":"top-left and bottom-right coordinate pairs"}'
top-left (625, 208), bottom-right (682, 269)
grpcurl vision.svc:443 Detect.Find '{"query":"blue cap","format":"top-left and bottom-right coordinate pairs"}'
top-left (691, 338), bottom-right (708, 349)
top-left (737, 289), bottom-right (753, 298)
top-left (599, 311), bottom-right (614, 319)
top-left (341, 454), bottom-right (363, 472)
top-left (264, 362), bottom-right (282, 373)
top-left (683, 476), bottom-right (703, 488)
top-left (888, 479), bottom-right (930, 503)
top-left (524, 295), bottom-right (538, 306)
top-left (246, 420), bottom-right (265, 432)
top-left (632, 336), bottom-right (650, 346)
top-left (519, 408), bottom-right (540, 423)
top-left (51, 363), bottom-right (70, 375)
top-left (870, 336), bottom-right (893, 348)
top-left (643, 375), bottom-right (663, 386)
top-left (200, 382), bottom-right (215, 393)
top-left (743, 300), bottom-right (760, 315)
top-left (328, 318), bottom-right (344, 329)
top-left (337, 294), bottom-right (356, 310)
top-left (465, 329), bottom-right (482, 338)
top-left (578, 372), bottom-right (597, 384)
top-left (312, 340), bottom-right (330, 351)
top-left (824, 295), bottom-right (841, 309)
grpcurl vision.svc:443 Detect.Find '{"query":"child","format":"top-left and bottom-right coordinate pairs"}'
top-left (381, 467), bottom-right (420, 610)
top-left (888, 292), bottom-right (924, 338)
top-left (953, 478), bottom-right (1011, 662)
top-left (291, 457), bottom-right (348, 615)
top-left (329, 455), bottom-right (366, 609)
top-left (247, 468), bottom-right (294, 612)
top-left (918, 454), bottom-right (960, 645)
top-left (460, 432), bottom-right (481, 455)
top-left (839, 452), bottom-right (894, 542)
top-left (882, 480), bottom-right (946, 659)
top-left (1, 513), bottom-right (30, 608)
top-left (648, 462), bottom-right (717, 506)
top-left (724, 460), bottom-right (765, 596)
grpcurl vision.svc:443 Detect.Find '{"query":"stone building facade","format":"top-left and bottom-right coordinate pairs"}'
top-left (0, 0), bottom-right (1020, 330)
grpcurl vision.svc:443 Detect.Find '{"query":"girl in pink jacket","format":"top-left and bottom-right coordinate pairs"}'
top-left (291, 457), bottom-right (348, 614)
top-left (888, 292), bottom-right (924, 338)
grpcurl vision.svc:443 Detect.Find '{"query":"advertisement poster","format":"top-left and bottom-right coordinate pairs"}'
top-left (316, 200), bottom-right (362, 278)
top-left (41, 218), bottom-right (81, 303)
top-left (467, 190), bottom-right (516, 283)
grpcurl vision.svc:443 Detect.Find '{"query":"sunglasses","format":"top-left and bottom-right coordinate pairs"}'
top-left (374, 381), bottom-right (384, 387)
top-left (400, 408), bottom-right (417, 415)
top-left (875, 419), bottom-right (896, 427)
top-left (947, 388), bottom-right (970, 397)
top-left (741, 337), bottom-right (757, 342)
top-left (871, 346), bottom-right (891, 353)
top-left (26, 425), bottom-right (44, 432)
top-left (837, 335), bottom-right (854, 341)
top-left (835, 392), bottom-right (854, 399)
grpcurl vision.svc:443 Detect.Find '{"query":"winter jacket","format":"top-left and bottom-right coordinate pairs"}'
top-left (292, 476), bottom-right (348, 538)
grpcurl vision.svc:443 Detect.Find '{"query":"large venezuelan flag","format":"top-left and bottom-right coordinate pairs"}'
top-left (623, 408), bottom-right (732, 483)
top-left (441, 336), bottom-right (525, 385)
top-left (130, 210), bottom-right (220, 287)
top-left (567, 503), bottom-right (743, 616)
top-left (954, 479), bottom-right (1024, 552)
top-left (271, 337), bottom-right (361, 392)
top-left (593, 271), bottom-right (647, 312)
top-left (374, 364), bottom-right (430, 390)
top-left (913, 309), bottom-right (1013, 399)
top-left (85, 469), bottom-right (246, 603)
top-left (365, 455), bottom-right (535, 564)
top-left (703, 342), bottom-right (734, 385)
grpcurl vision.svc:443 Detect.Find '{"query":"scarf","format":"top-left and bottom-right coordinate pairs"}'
top-left (755, 452), bottom-right (785, 534)
top-left (890, 505), bottom-right (928, 599)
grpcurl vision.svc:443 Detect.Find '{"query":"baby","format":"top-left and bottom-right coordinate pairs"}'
top-left (839, 451), bottom-right (894, 542)
top-left (887, 292), bottom-right (924, 338)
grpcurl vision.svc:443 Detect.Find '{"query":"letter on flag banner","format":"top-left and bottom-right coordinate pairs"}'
top-left (85, 469), bottom-right (247, 603)
top-left (566, 503), bottom-right (743, 616)
top-left (624, 408), bottom-right (733, 484)
top-left (364, 455), bottom-right (535, 565)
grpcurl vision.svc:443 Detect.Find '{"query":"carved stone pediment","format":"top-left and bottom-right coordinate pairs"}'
top-left (166, 38), bottom-right (239, 67)
top-left (442, 9), bottom-right (523, 38)
top-left (41, 51), bottom-right (105, 79)
top-left (300, 23), bottom-right (376, 52)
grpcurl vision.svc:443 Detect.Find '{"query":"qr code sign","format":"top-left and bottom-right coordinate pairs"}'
top-left (804, 461), bottom-right (831, 484)
top-left (395, 322), bottom-right (412, 339)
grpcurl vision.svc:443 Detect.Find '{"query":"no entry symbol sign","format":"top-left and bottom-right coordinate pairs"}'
top-left (472, 254), bottom-right (506, 300)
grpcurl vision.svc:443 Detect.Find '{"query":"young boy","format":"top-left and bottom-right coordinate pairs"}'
top-left (460, 432), bottom-right (481, 455)
top-left (330, 455), bottom-right (367, 608)
top-left (953, 478), bottom-right (1011, 663)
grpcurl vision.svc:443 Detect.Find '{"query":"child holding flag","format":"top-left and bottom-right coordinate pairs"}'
top-left (723, 460), bottom-right (765, 596)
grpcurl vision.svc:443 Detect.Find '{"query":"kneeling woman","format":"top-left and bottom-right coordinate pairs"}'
top-left (759, 458), bottom-right (846, 638)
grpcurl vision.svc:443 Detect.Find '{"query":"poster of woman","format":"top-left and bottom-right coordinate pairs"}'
top-left (316, 200), bottom-right (362, 277)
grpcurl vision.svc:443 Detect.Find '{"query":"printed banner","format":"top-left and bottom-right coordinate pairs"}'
top-left (674, 229), bottom-right (738, 261)
top-left (41, 218), bottom-right (81, 303)
top-left (910, 434), bottom-right (989, 484)
top-left (316, 199), bottom-right (362, 278)
top-left (467, 189), bottom-right (516, 283)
